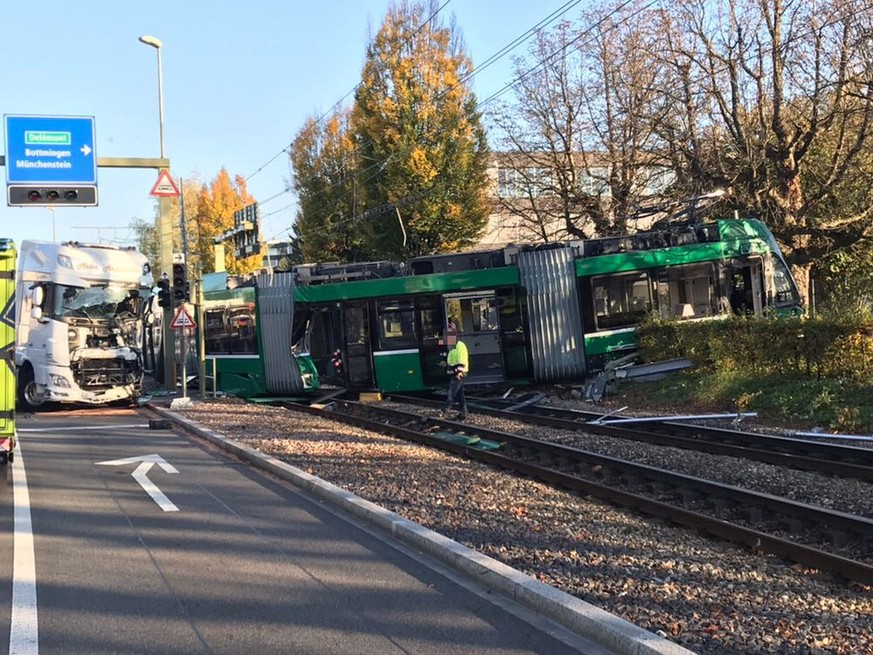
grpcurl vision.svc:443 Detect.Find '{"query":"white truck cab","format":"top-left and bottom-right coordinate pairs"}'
top-left (14, 240), bottom-right (153, 411)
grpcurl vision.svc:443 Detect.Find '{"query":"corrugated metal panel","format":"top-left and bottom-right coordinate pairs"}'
top-left (517, 247), bottom-right (586, 381)
top-left (256, 272), bottom-right (304, 394)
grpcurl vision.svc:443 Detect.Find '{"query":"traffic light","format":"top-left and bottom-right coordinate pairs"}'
top-left (157, 277), bottom-right (171, 309)
top-left (172, 262), bottom-right (189, 303)
top-left (7, 185), bottom-right (97, 206)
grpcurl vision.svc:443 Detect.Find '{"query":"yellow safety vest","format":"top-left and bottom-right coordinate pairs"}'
top-left (446, 340), bottom-right (469, 374)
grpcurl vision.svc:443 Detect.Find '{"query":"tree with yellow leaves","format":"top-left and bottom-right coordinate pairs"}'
top-left (190, 168), bottom-right (260, 276)
top-left (352, 0), bottom-right (490, 259)
top-left (134, 169), bottom-right (261, 278)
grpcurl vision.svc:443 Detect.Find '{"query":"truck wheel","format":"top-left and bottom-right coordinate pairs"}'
top-left (18, 366), bottom-right (45, 412)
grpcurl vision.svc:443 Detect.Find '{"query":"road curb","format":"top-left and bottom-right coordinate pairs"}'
top-left (150, 404), bottom-right (696, 655)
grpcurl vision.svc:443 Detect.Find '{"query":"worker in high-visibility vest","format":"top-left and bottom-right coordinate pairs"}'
top-left (441, 327), bottom-right (469, 420)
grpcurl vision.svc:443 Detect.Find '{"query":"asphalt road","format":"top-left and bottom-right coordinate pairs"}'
top-left (0, 407), bottom-right (606, 655)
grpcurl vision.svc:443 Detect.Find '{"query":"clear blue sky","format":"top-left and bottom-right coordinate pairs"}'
top-left (0, 0), bottom-right (579, 261)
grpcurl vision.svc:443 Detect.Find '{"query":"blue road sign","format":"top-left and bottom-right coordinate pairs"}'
top-left (4, 114), bottom-right (97, 185)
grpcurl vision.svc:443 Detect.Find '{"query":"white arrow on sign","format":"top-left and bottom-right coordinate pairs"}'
top-left (80, 144), bottom-right (92, 156)
top-left (96, 454), bottom-right (179, 512)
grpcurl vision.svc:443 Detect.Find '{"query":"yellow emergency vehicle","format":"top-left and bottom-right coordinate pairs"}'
top-left (0, 239), bottom-right (16, 467)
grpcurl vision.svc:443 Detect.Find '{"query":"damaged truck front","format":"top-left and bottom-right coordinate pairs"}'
top-left (15, 240), bottom-right (153, 411)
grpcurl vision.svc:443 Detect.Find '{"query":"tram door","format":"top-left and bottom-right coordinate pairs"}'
top-left (729, 259), bottom-right (764, 315)
top-left (308, 305), bottom-right (344, 385)
top-left (444, 293), bottom-right (504, 384)
top-left (342, 302), bottom-right (374, 387)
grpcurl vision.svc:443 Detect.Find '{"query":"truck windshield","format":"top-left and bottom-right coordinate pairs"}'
top-left (52, 285), bottom-right (134, 320)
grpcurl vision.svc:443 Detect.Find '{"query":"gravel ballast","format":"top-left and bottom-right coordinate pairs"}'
top-left (176, 398), bottom-right (872, 655)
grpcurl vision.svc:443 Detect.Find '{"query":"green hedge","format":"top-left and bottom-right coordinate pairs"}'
top-left (636, 315), bottom-right (873, 382)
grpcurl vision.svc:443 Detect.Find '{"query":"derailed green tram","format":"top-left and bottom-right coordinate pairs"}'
top-left (202, 218), bottom-right (801, 397)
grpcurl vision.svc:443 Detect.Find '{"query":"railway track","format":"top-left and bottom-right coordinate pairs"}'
top-left (387, 393), bottom-right (873, 481)
top-left (280, 398), bottom-right (873, 585)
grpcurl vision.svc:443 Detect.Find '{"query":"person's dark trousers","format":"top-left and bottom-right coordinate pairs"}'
top-left (443, 376), bottom-right (467, 418)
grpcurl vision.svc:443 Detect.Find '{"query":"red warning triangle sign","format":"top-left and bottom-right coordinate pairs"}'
top-left (170, 305), bottom-right (196, 329)
top-left (150, 170), bottom-right (180, 197)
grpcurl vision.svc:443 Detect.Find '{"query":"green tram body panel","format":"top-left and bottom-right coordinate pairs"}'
top-left (200, 217), bottom-right (801, 397)
top-left (202, 287), bottom-right (268, 398)
top-left (207, 357), bottom-right (268, 398)
top-left (297, 267), bottom-right (521, 393)
top-left (575, 218), bottom-right (794, 365)
top-left (372, 351), bottom-right (426, 391)
top-left (202, 282), bottom-right (319, 398)
top-left (575, 219), bottom-right (772, 277)
top-left (295, 267), bottom-right (520, 303)
top-left (583, 328), bottom-right (637, 358)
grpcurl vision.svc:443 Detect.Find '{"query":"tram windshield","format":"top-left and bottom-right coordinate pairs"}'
top-left (772, 258), bottom-right (801, 307)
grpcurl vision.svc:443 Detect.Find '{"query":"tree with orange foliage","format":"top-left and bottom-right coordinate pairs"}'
top-left (134, 169), bottom-right (261, 278)
top-left (190, 168), bottom-right (260, 276)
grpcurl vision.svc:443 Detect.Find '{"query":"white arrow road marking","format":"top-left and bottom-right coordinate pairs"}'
top-left (96, 454), bottom-right (179, 512)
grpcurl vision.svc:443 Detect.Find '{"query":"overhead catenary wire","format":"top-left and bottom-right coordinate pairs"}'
top-left (261, 0), bottom-right (872, 245)
top-left (266, 0), bottom-right (603, 240)
top-left (255, 0), bottom-right (582, 213)
top-left (236, 0), bottom-right (455, 201)
top-left (316, 0), bottom-right (872, 232)
top-left (477, 0), bottom-right (655, 108)
top-left (290, 0), bottom-right (664, 232)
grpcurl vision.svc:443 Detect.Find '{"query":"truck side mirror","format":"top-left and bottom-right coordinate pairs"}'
top-left (31, 286), bottom-right (44, 308)
top-left (30, 306), bottom-right (43, 321)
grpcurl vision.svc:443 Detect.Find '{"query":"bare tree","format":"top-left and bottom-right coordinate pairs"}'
top-left (488, 3), bottom-right (672, 243)
top-left (655, 0), bottom-right (873, 305)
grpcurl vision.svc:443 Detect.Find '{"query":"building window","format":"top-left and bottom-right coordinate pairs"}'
top-left (635, 166), bottom-right (676, 196)
top-left (579, 167), bottom-right (610, 196)
top-left (498, 167), bottom-right (553, 198)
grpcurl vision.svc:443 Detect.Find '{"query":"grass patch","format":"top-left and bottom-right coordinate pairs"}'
top-left (610, 370), bottom-right (873, 434)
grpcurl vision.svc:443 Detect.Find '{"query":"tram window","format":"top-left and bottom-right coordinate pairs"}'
top-left (496, 288), bottom-right (524, 333)
top-left (344, 305), bottom-right (368, 345)
top-left (204, 308), bottom-right (230, 354)
top-left (445, 296), bottom-right (499, 333)
top-left (416, 296), bottom-right (445, 343)
top-left (228, 305), bottom-right (257, 354)
top-left (204, 303), bottom-right (258, 354)
top-left (470, 297), bottom-right (498, 331)
top-left (309, 308), bottom-right (336, 359)
top-left (592, 273), bottom-right (651, 330)
top-left (655, 263), bottom-right (716, 319)
top-left (309, 311), bottom-right (326, 355)
top-left (445, 298), bottom-right (463, 332)
top-left (377, 300), bottom-right (417, 349)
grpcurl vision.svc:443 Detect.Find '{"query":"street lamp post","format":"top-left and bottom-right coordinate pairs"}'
top-left (139, 34), bottom-right (175, 390)
top-left (138, 35), bottom-right (165, 159)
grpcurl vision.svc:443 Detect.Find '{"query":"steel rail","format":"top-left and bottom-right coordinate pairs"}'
top-left (278, 399), bottom-right (873, 585)
top-left (387, 394), bottom-right (873, 481)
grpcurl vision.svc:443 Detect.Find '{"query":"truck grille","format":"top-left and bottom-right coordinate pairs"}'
top-left (74, 358), bottom-right (141, 389)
